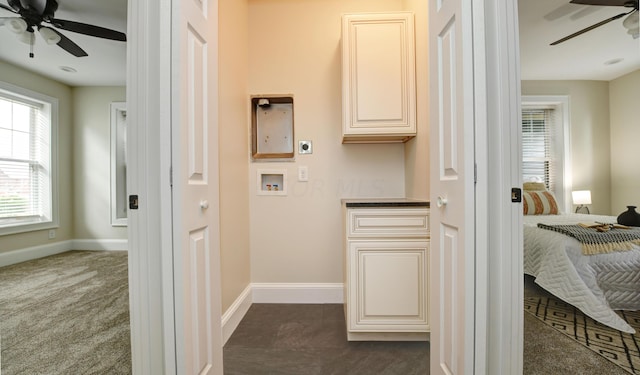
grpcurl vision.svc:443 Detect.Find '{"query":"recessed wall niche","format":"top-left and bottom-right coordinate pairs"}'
top-left (256, 169), bottom-right (287, 196)
top-left (251, 95), bottom-right (294, 160)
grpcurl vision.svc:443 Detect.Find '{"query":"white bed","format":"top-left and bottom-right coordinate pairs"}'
top-left (523, 213), bottom-right (640, 333)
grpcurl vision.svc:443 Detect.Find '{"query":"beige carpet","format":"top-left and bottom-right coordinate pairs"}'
top-left (524, 296), bottom-right (639, 374)
top-left (0, 250), bottom-right (131, 374)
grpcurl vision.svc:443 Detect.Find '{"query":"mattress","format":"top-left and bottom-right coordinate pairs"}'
top-left (523, 213), bottom-right (640, 334)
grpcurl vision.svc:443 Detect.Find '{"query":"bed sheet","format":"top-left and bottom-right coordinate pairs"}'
top-left (523, 213), bottom-right (640, 334)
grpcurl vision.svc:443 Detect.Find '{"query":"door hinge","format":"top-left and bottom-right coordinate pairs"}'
top-left (474, 163), bottom-right (478, 184)
top-left (129, 195), bottom-right (139, 210)
top-left (169, 166), bottom-right (173, 187)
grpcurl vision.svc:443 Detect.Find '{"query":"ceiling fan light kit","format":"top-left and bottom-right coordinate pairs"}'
top-left (17, 29), bottom-right (33, 44)
top-left (0, 0), bottom-right (126, 58)
top-left (7, 16), bottom-right (26, 33)
top-left (38, 25), bottom-right (59, 44)
top-left (623, 10), bottom-right (640, 37)
top-left (550, 0), bottom-right (640, 45)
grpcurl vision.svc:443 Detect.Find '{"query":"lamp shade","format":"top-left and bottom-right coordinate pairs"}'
top-left (572, 190), bottom-right (592, 205)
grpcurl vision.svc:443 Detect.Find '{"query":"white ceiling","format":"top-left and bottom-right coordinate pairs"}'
top-left (0, 0), bottom-right (127, 86)
top-left (0, 0), bottom-right (638, 86)
top-left (519, 0), bottom-right (640, 81)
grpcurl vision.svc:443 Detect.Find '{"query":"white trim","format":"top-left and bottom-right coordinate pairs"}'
top-left (126, 0), bottom-right (174, 373)
top-left (521, 95), bottom-right (572, 213)
top-left (110, 101), bottom-right (128, 227)
top-left (71, 239), bottom-right (128, 251)
top-left (0, 81), bottom-right (59, 237)
top-left (251, 283), bottom-right (344, 304)
top-left (221, 285), bottom-right (253, 345)
top-left (0, 240), bottom-right (71, 267)
top-left (472, 0), bottom-right (489, 371)
top-left (0, 239), bottom-right (129, 267)
top-left (479, 0), bottom-right (523, 373)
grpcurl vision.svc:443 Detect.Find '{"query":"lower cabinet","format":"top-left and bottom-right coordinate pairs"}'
top-left (343, 205), bottom-right (430, 341)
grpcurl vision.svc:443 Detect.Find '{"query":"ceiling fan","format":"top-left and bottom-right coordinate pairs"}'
top-left (551, 0), bottom-right (639, 45)
top-left (0, 0), bottom-right (126, 58)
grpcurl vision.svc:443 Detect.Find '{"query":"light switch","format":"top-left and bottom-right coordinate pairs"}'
top-left (298, 166), bottom-right (309, 182)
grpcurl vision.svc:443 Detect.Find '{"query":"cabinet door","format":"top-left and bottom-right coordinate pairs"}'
top-left (342, 13), bottom-right (416, 142)
top-left (347, 240), bottom-right (428, 332)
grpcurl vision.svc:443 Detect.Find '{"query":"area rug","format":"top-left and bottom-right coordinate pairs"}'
top-left (524, 296), bottom-right (640, 374)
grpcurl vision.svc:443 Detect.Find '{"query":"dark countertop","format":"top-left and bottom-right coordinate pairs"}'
top-left (342, 198), bottom-right (430, 208)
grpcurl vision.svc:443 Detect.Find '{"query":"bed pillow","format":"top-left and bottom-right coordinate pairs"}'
top-left (523, 190), bottom-right (559, 215)
top-left (523, 182), bottom-right (547, 191)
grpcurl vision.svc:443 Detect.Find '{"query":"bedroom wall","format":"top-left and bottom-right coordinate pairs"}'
top-left (72, 86), bottom-right (127, 240)
top-left (609, 69), bottom-right (640, 215)
top-left (248, 0), bottom-right (406, 284)
top-left (403, 0), bottom-right (430, 200)
top-left (0, 61), bottom-right (74, 254)
top-left (219, 0), bottom-right (251, 313)
top-left (521, 80), bottom-right (611, 215)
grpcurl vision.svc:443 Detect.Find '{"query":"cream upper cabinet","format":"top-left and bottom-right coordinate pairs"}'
top-left (341, 12), bottom-right (416, 144)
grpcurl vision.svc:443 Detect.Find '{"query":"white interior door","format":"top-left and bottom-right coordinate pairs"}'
top-left (428, 0), bottom-right (477, 373)
top-left (172, 0), bottom-right (223, 374)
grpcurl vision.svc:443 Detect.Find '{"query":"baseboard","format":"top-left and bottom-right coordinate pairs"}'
top-left (221, 285), bottom-right (253, 345)
top-left (251, 283), bottom-right (344, 304)
top-left (0, 240), bottom-right (73, 268)
top-left (71, 239), bottom-right (128, 251)
top-left (0, 239), bottom-right (129, 268)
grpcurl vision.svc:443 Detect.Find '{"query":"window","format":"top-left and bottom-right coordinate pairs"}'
top-left (521, 96), bottom-right (571, 212)
top-left (521, 108), bottom-right (556, 190)
top-left (0, 82), bottom-right (58, 235)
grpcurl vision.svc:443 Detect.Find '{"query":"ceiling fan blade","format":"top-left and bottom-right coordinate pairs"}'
top-left (49, 27), bottom-right (87, 57)
top-left (48, 18), bottom-right (126, 41)
top-left (570, 0), bottom-right (632, 6)
top-left (550, 11), bottom-right (629, 45)
top-left (0, 3), bottom-right (18, 13)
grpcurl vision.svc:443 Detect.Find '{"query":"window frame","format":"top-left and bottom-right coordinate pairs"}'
top-left (0, 81), bottom-right (59, 236)
top-left (521, 95), bottom-right (572, 213)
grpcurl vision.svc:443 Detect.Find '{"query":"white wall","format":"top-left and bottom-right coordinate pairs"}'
top-left (609, 69), bottom-right (640, 215)
top-left (72, 87), bottom-right (127, 240)
top-left (248, 0), bottom-right (407, 284)
top-left (521, 80), bottom-right (611, 215)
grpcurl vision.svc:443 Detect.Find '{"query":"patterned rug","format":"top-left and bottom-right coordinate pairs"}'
top-left (524, 296), bottom-right (640, 374)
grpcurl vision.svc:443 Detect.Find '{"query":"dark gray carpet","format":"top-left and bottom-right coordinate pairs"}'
top-left (0, 250), bottom-right (131, 375)
top-left (223, 304), bottom-right (429, 375)
top-left (3, 251), bottom-right (629, 374)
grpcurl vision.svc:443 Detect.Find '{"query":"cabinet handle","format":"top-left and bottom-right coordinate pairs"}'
top-left (200, 200), bottom-right (209, 210)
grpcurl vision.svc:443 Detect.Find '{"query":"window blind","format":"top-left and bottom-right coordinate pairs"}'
top-left (522, 108), bottom-right (557, 192)
top-left (0, 95), bottom-right (51, 224)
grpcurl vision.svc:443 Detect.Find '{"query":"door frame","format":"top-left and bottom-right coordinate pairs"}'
top-left (126, 0), bottom-right (176, 374)
top-left (125, 0), bottom-right (523, 373)
top-left (472, 0), bottom-right (524, 373)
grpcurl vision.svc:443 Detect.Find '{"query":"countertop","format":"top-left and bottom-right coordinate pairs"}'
top-left (341, 198), bottom-right (430, 208)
